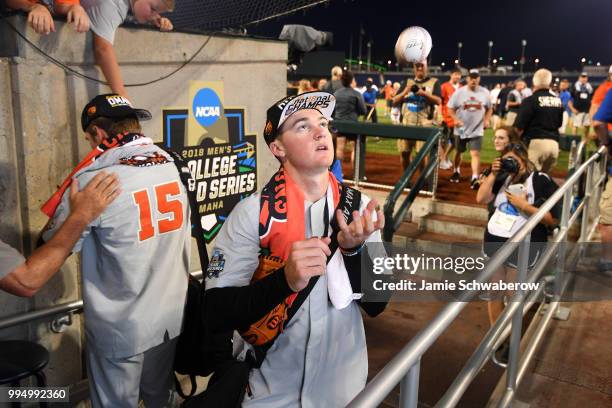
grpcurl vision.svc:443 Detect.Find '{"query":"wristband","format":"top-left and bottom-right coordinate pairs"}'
top-left (340, 242), bottom-right (365, 257)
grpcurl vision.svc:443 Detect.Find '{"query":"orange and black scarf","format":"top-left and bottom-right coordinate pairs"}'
top-left (240, 167), bottom-right (341, 346)
top-left (41, 132), bottom-right (148, 217)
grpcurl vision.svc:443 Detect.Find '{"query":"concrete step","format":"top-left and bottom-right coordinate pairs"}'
top-left (417, 214), bottom-right (487, 241)
top-left (395, 222), bottom-right (482, 258)
top-left (431, 200), bottom-right (489, 222)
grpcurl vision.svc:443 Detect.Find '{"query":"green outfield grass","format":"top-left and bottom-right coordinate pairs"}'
top-left (361, 101), bottom-right (571, 171)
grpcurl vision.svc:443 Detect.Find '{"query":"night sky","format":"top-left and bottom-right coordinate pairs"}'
top-left (247, 0), bottom-right (612, 71)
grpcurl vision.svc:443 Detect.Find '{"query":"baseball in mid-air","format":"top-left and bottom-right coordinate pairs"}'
top-left (394, 26), bottom-right (432, 65)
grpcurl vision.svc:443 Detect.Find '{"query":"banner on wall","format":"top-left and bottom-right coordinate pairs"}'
top-left (160, 81), bottom-right (257, 243)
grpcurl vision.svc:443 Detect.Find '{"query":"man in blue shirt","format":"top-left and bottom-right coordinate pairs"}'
top-left (362, 78), bottom-right (379, 123)
top-left (592, 88), bottom-right (612, 274)
top-left (558, 79), bottom-right (573, 134)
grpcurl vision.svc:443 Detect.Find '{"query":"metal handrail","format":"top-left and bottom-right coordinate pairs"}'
top-left (0, 270), bottom-right (204, 331)
top-left (331, 119), bottom-right (441, 242)
top-left (348, 145), bottom-right (608, 408)
top-left (383, 132), bottom-right (440, 241)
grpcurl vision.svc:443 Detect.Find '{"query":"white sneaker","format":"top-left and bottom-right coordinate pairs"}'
top-left (439, 159), bottom-right (452, 170)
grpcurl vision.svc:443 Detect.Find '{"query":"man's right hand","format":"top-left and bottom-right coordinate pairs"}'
top-left (284, 237), bottom-right (331, 292)
top-left (70, 172), bottom-right (121, 224)
top-left (28, 4), bottom-right (55, 35)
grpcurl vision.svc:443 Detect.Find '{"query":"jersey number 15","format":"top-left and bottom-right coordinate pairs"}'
top-left (132, 181), bottom-right (184, 241)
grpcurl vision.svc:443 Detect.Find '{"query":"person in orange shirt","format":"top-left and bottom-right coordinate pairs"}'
top-left (381, 80), bottom-right (394, 116)
top-left (439, 69), bottom-right (462, 169)
top-left (589, 65), bottom-right (612, 133)
top-left (6, 0), bottom-right (90, 34)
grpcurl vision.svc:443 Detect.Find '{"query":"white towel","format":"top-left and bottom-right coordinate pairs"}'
top-left (327, 248), bottom-right (362, 309)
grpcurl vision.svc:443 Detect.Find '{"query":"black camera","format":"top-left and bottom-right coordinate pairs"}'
top-left (410, 84), bottom-right (420, 93)
top-left (500, 157), bottom-right (519, 174)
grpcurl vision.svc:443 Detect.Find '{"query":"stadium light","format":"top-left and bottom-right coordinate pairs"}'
top-left (581, 57), bottom-right (586, 63)
top-left (597, 62), bottom-right (601, 66)
top-left (487, 40), bottom-right (493, 68)
top-left (513, 60), bottom-right (518, 65)
top-left (454, 59), bottom-right (459, 65)
top-left (441, 62), bottom-right (446, 67)
top-left (493, 58), bottom-right (497, 64)
top-left (520, 39), bottom-right (527, 75)
top-left (534, 58), bottom-right (540, 69)
top-left (457, 42), bottom-right (462, 65)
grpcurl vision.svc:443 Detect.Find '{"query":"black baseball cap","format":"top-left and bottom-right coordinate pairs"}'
top-left (81, 94), bottom-right (152, 132)
top-left (263, 91), bottom-right (336, 145)
top-left (468, 68), bottom-right (480, 78)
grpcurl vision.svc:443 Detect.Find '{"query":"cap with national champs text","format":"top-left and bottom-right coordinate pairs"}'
top-left (81, 94), bottom-right (152, 132)
top-left (264, 91), bottom-right (336, 145)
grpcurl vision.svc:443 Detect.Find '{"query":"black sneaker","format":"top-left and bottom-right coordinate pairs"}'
top-left (470, 178), bottom-right (480, 190)
top-left (450, 172), bottom-right (460, 183)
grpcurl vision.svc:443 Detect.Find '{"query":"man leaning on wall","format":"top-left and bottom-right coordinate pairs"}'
top-left (81, 0), bottom-right (174, 97)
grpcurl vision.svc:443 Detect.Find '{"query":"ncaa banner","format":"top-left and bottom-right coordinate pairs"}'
top-left (160, 81), bottom-right (257, 243)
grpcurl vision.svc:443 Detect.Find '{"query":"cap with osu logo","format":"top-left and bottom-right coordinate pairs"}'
top-left (81, 94), bottom-right (152, 131)
top-left (264, 91), bottom-right (336, 145)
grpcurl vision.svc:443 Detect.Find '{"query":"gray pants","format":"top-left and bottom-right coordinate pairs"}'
top-left (86, 338), bottom-right (178, 408)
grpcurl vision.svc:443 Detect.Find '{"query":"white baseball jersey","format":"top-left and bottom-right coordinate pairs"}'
top-left (206, 187), bottom-right (385, 407)
top-left (43, 140), bottom-right (190, 358)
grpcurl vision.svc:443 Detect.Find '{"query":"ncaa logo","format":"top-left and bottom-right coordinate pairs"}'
top-left (192, 88), bottom-right (222, 127)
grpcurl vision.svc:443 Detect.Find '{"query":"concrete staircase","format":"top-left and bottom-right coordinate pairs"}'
top-left (393, 200), bottom-right (489, 259)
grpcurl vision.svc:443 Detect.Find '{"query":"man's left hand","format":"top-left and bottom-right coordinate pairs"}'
top-left (335, 199), bottom-right (385, 250)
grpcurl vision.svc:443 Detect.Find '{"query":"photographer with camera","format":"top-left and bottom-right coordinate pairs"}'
top-left (476, 143), bottom-right (560, 331)
top-left (392, 62), bottom-right (441, 170)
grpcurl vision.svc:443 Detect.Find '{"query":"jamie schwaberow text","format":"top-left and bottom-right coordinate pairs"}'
top-left (372, 279), bottom-right (541, 292)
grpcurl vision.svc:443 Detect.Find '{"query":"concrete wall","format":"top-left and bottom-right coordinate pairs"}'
top-left (0, 15), bottom-right (287, 388)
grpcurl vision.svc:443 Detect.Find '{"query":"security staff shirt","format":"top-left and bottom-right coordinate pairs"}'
top-left (515, 89), bottom-right (563, 143)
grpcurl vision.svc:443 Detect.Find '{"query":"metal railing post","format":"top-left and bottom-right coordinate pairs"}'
top-left (399, 359), bottom-right (421, 408)
top-left (354, 134), bottom-right (362, 187)
top-left (503, 235), bottom-right (530, 401)
top-left (579, 163), bottom-right (593, 241)
top-left (555, 189), bottom-right (573, 299)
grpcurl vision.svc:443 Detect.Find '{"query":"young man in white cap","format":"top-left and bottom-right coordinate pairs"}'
top-left (447, 68), bottom-right (492, 188)
top-left (203, 90), bottom-right (390, 407)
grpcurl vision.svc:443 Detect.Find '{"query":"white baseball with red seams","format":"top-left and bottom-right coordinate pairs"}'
top-left (394, 26), bottom-right (432, 64)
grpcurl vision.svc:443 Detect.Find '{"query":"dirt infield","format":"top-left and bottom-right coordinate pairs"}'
top-left (341, 152), bottom-right (568, 206)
